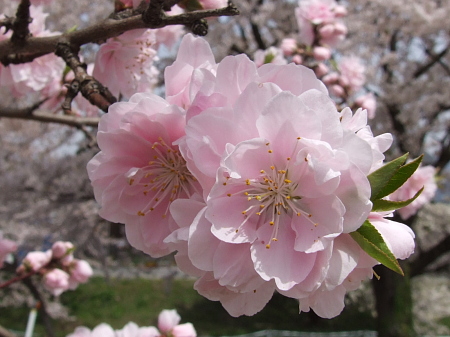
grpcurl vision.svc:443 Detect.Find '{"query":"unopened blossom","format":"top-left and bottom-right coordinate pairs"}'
top-left (87, 92), bottom-right (201, 257)
top-left (0, 233), bottom-right (17, 268)
top-left (67, 324), bottom-right (116, 337)
top-left (20, 250), bottom-right (52, 272)
top-left (312, 46), bottom-right (332, 61)
top-left (52, 241), bottom-right (74, 259)
top-left (390, 165), bottom-right (437, 219)
top-left (69, 259), bottom-right (93, 287)
top-left (43, 268), bottom-right (71, 296)
top-left (158, 309), bottom-right (196, 337)
top-left (280, 38), bottom-right (298, 57)
top-left (338, 56), bottom-right (366, 92)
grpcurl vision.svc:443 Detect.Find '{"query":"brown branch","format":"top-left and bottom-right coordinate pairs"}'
top-left (410, 234), bottom-right (450, 277)
top-left (0, 105), bottom-right (100, 127)
top-left (413, 46), bottom-right (449, 79)
top-left (55, 42), bottom-right (117, 112)
top-left (0, 4), bottom-right (239, 66)
top-left (11, 0), bottom-right (31, 43)
top-left (0, 270), bottom-right (37, 289)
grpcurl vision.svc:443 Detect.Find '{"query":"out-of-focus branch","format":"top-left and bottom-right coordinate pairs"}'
top-left (413, 46), bottom-right (449, 79)
top-left (22, 278), bottom-right (55, 337)
top-left (0, 105), bottom-right (100, 128)
top-left (55, 42), bottom-right (117, 112)
top-left (433, 126), bottom-right (450, 174)
top-left (11, 0), bottom-right (31, 43)
top-left (0, 3), bottom-right (239, 66)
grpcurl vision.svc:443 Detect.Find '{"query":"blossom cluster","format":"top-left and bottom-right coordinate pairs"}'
top-left (87, 34), bottom-right (418, 318)
top-left (66, 309), bottom-right (196, 337)
top-left (253, 0), bottom-right (376, 119)
top-left (16, 241), bottom-right (93, 296)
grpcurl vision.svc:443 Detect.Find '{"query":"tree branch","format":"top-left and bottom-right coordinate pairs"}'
top-left (55, 42), bottom-right (117, 112)
top-left (11, 0), bottom-right (31, 43)
top-left (0, 325), bottom-right (17, 337)
top-left (413, 46), bottom-right (449, 79)
top-left (0, 105), bottom-right (100, 128)
top-left (0, 4), bottom-right (239, 66)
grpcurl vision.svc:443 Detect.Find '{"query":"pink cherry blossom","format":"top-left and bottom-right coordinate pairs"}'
top-left (0, 6), bottom-right (65, 98)
top-left (87, 92), bottom-right (201, 257)
top-left (338, 56), bottom-right (366, 92)
top-left (158, 309), bottom-right (196, 337)
top-left (161, 34), bottom-right (395, 318)
top-left (0, 233), bottom-right (17, 268)
top-left (390, 165), bottom-right (437, 219)
top-left (92, 29), bottom-right (159, 99)
top-left (43, 268), bottom-right (71, 296)
top-left (198, 0), bottom-right (228, 10)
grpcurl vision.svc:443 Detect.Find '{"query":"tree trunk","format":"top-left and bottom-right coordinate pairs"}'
top-left (372, 261), bottom-right (415, 337)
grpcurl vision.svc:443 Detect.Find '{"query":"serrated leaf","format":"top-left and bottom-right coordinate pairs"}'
top-left (375, 155), bottom-right (424, 200)
top-left (368, 153), bottom-right (408, 201)
top-left (372, 187), bottom-right (424, 212)
top-left (350, 220), bottom-right (404, 275)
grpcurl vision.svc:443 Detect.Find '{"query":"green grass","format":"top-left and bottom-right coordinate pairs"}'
top-left (0, 277), bottom-right (375, 337)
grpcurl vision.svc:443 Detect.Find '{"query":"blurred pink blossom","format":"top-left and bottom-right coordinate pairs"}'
top-left (69, 259), bottom-right (94, 286)
top-left (338, 56), bottom-right (366, 92)
top-left (43, 268), bottom-right (70, 296)
top-left (51, 241), bottom-right (74, 259)
top-left (20, 250), bottom-right (52, 272)
top-left (312, 46), bottom-right (332, 61)
top-left (158, 309), bottom-right (196, 337)
top-left (355, 92), bottom-right (377, 119)
top-left (280, 38), bottom-right (298, 56)
top-left (390, 165), bottom-right (437, 219)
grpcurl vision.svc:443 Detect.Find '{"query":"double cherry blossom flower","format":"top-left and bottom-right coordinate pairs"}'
top-left (88, 34), bottom-right (416, 318)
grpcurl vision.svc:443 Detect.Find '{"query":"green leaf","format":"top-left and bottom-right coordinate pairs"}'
top-left (375, 155), bottom-right (423, 200)
top-left (350, 220), bottom-right (404, 275)
top-left (372, 187), bottom-right (424, 212)
top-left (368, 153), bottom-right (408, 201)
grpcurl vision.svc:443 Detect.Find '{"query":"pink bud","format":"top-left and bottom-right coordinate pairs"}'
top-left (322, 72), bottom-right (339, 85)
top-left (280, 38), bottom-right (297, 56)
top-left (318, 24), bottom-right (335, 39)
top-left (22, 250), bottom-right (52, 272)
top-left (314, 63), bottom-right (329, 77)
top-left (0, 235), bottom-right (17, 268)
top-left (43, 268), bottom-right (70, 296)
top-left (334, 5), bottom-right (348, 17)
top-left (333, 22), bottom-right (348, 35)
top-left (330, 84), bottom-right (345, 97)
top-left (70, 259), bottom-right (93, 283)
top-left (292, 54), bottom-right (303, 64)
top-left (313, 46), bottom-right (331, 61)
top-left (158, 309), bottom-right (181, 333)
top-left (52, 241), bottom-right (74, 259)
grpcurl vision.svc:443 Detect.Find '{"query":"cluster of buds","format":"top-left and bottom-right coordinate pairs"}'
top-left (16, 241), bottom-right (93, 296)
